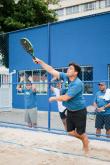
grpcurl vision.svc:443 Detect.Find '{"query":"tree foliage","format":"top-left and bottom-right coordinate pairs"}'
top-left (45, 0), bottom-right (59, 5)
top-left (0, 0), bottom-right (57, 33)
top-left (0, 0), bottom-right (57, 67)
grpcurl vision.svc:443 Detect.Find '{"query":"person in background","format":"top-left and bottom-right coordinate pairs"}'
top-left (93, 82), bottom-right (110, 137)
top-left (51, 78), bottom-right (67, 130)
top-left (17, 81), bottom-right (37, 128)
top-left (33, 57), bottom-right (89, 154)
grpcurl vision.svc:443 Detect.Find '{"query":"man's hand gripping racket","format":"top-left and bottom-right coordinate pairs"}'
top-left (20, 38), bottom-right (41, 64)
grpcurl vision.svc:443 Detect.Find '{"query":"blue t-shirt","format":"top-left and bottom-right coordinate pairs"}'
top-left (94, 91), bottom-right (110, 115)
top-left (60, 72), bottom-right (86, 111)
top-left (23, 89), bottom-right (37, 109)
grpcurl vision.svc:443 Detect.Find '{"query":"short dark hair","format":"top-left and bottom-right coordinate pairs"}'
top-left (68, 62), bottom-right (81, 76)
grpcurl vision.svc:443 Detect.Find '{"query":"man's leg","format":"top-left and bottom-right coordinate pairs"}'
top-left (106, 129), bottom-right (110, 138)
top-left (29, 108), bottom-right (37, 127)
top-left (68, 130), bottom-right (89, 153)
top-left (25, 109), bottom-right (32, 127)
top-left (95, 114), bottom-right (104, 137)
top-left (105, 114), bottom-right (110, 138)
top-left (67, 109), bottom-right (89, 153)
top-left (96, 128), bottom-right (101, 137)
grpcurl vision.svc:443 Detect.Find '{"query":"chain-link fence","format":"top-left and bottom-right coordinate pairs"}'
top-left (0, 80), bottom-right (110, 141)
top-left (0, 33), bottom-right (11, 109)
top-left (0, 32), bottom-right (110, 141)
top-left (0, 33), bottom-right (9, 67)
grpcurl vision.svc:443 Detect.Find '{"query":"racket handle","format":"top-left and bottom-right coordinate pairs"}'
top-left (32, 57), bottom-right (39, 64)
top-left (32, 56), bottom-right (36, 60)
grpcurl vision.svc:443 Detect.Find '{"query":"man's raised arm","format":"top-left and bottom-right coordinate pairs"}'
top-left (33, 57), bottom-right (60, 79)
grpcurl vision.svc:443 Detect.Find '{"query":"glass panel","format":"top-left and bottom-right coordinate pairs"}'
top-left (66, 7), bottom-right (73, 15)
top-left (55, 8), bottom-right (64, 16)
top-left (40, 70), bottom-right (48, 93)
top-left (17, 71), bottom-right (25, 93)
top-left (33, 70), bottom-right (40, 94)
top-left (84, 82), bottom-right (93, 94)
top-left (105, 0), bottom-right (110, 7)
top-left (72, 6), bottom-right (79, 13)
top-left (25, 70), bottom-right (32, 82)
top-left (66, 6), bottom-right (79, 15)
top-left (84, 67), bottom-right (93, 81)
top-left (99, 0), bottom-right (105, 8)
top-left (18, 71), bottom-right (25, 83)
top-left (80, 66), bottom-right (93, 94)
top-left (83, 2), bottom-right (95, 11)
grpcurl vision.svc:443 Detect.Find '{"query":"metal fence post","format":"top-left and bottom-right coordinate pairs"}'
top-left (47, 23), bottom-right (51, 130)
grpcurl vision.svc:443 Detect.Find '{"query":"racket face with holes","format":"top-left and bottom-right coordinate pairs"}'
top-left (20, 38), bottom-right (36, 59)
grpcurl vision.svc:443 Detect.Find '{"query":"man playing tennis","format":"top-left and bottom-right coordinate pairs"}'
top-left (33, 58), bottom-right (89, 153)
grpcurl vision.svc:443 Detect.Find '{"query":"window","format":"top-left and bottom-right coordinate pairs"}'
top-left (0, 74), bottom-right (10, 88)
top-left (17, 66), bottom-right (93, 95)
top-left (66, 6), bottom-right (73, 15)
top-left (32, 70), bottom-right (40, 94)
top-left (66, 6), bottom-right (79, 15)
top-left (83, 2), bottom-right (96, 11)
top-left (55, 8), bottom-right (64, 16)
top-left (99, 0), bottom-right (105, 8)
top-left (105, 0), bottom-right (110, 7)
top-left (79, 66), bottom-right (93, 94)
top-left (40, 70), bottom-right (48, 93)
top-left (17, 70), bottom-right (48, 95)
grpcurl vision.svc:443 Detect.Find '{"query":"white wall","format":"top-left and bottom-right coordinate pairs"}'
top-left (49, 0), bottom-right (110, 21)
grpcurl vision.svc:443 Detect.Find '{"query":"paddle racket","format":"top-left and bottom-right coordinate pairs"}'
top-left (20, 37), bottom-right (36, 60)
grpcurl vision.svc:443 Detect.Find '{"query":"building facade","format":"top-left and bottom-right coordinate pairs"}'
top-left (49, 0), bottom-right (110, 21)
top-left (9, 12), bottom-right (110, 111)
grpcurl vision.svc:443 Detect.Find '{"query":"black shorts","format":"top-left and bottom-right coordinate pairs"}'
top-left (67, 108), bottom-right (87, 135)
top-left (59, 109), bottom-right (67, 119)
top-left (95, 114), bottom-right (110, 130)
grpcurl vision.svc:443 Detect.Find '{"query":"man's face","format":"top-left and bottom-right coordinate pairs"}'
top-left (67, 65), bottom-right (78, 78)
top-left (99, 84), bottom-right (106, 91)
